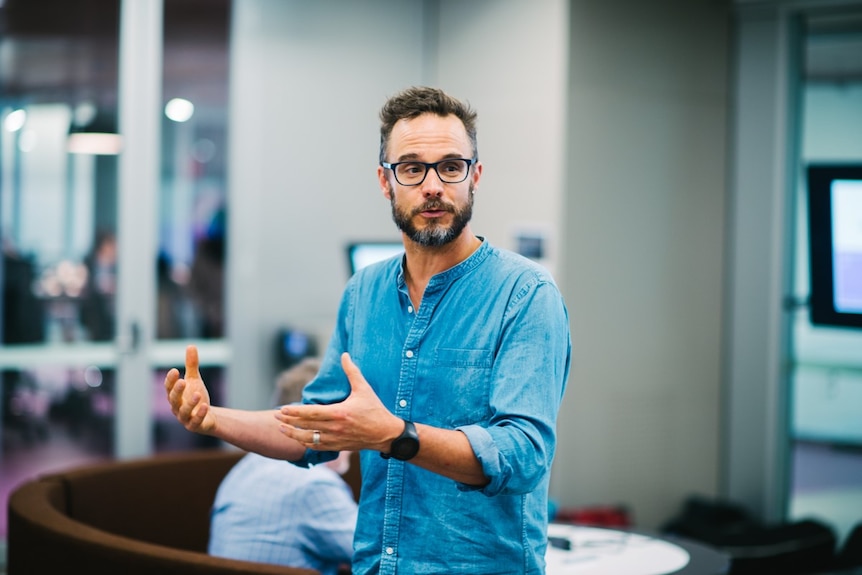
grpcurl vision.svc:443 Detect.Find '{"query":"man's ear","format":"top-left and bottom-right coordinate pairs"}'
top-left (471, 161), bottom-right (483, 188)
top-left (378, 166), bottom-right (392, 199)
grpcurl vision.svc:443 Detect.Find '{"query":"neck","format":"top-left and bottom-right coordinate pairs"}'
top-left (402, 231), bottom-right (480, 296)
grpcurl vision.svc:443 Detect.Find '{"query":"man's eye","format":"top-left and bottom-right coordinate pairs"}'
top-left (439, 162), bottom-right (462, 174)
top-left (399, 163), bottom-right (423, 175)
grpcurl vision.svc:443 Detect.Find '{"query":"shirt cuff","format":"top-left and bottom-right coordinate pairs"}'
top-left (456, 424), bottom-right (504, 494)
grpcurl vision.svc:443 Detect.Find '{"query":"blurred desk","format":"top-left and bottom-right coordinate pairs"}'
top-left (547, 523), bottom-right (730, 575)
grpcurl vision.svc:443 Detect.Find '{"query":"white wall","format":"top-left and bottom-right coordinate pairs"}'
top-left (228, 0), bottom-right (729, 530)
top-left (435, 0), bottom-right (569, 273)
top-left (557, 1), bottom-right (728, 527)
top-left (227, 0), bottom-right (427, 411)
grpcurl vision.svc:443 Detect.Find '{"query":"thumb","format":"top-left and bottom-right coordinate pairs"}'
top-left (184, 345), bottom-right (202, 380)
top-left (341, 352), bottom-right (369, 392)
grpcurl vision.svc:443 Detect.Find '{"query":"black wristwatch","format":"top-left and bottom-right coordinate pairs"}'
top-left (381, 420), bottom-right (420, 461)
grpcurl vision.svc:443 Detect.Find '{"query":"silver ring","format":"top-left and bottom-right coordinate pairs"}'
top-left (312, 430), bottom-right (321, 445)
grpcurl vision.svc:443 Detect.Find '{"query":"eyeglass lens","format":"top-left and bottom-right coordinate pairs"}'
top-left (394, 159), bottom-right (470, 185)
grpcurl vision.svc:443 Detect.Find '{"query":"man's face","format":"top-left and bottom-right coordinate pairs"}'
top-left (378, 113), bottom-right (482, 247)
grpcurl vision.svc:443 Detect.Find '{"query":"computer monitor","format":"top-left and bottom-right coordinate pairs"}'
top-left (806, 164), bottom-right (862, 329)
top-left (345, 241), bottom-right (404, 276)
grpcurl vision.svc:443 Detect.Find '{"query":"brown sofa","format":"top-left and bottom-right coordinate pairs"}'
top-left (7, 448), bottom-right (362, 574)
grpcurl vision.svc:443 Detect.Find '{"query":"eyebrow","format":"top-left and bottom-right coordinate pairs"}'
top-left (395, 152), bottom-right (466, 162)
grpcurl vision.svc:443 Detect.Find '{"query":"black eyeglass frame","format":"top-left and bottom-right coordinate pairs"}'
top-left (380, 157), bottom-right (478, 186)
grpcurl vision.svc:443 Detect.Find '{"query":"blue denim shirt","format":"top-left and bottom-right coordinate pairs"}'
top-left (298, 238), bottom-right (571, 574)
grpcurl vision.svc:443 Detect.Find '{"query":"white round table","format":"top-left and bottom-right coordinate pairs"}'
top-left (546, 523), bottom-right (730, 575)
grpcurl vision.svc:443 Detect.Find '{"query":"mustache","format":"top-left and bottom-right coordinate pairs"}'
top-left (413, 200), bottom-right (454, 216)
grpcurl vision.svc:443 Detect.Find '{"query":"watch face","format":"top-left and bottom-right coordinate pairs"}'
top-left (391, 436), bottom-right (420, 460)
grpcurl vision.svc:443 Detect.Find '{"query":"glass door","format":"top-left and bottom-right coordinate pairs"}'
top-left (788, 6), bottom-right (862, 547)
top-left (0, 1), bottom-right (124, 544)
top-left (0, 0), bottom-right (231, 547)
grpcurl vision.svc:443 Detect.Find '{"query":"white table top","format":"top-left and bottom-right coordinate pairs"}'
top-left (546, 523), bottom-right (695, 575)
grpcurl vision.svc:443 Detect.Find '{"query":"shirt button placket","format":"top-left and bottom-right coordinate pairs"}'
top-left (380, 546), bottom-right (397, 574)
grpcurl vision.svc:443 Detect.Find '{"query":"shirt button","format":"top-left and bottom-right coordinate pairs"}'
top-left (405, 350), bottom-right (414, 358)
top-left (386, 547), bottom-right (394, 555)
top-left (407, 305), bottom-right (413, 313)
top-left (399, 399), bottom-right (407, 408)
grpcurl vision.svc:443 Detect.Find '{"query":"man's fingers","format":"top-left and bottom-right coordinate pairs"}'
top-left (184, 344), bottom-right (201, 380)
top-left (189, 400), bottom-right (208, 426)
top-left (279, 403), bottom-right (329, 422)
top-left (168, 377), bottom-right (184, 400)
top-left (164, 368), bottom-right (179, 390)
top-left (175, 385), bottom-right (203, 422)
top-left (167, 378), bottom-right (186, 415)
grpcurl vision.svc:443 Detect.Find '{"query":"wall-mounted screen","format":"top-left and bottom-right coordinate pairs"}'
top-left (345, 241), bottom-right (404, 276)
top-left (806, 164), bottom-right (862, 329)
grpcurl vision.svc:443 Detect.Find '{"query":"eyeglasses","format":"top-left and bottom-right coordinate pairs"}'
top-left (381, 157), bottom-right (477, 186)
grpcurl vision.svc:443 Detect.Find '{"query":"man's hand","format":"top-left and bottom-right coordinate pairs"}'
top-left (164, 345), bottom-right (216, 434)
top-left (276, 352), bottom-right (402, 452)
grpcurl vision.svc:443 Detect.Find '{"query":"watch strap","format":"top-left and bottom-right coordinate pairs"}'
top-left (381, 419), bottom-right (419, 460)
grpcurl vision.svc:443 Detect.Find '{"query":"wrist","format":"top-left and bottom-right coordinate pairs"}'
top-left (381, 419), bottom-right (420, 461)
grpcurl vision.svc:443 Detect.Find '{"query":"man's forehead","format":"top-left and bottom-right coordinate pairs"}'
top-left (389, 113), bottom-right (470, 155)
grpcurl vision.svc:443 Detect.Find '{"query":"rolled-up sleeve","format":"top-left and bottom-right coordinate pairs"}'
top-left (457, 277), bottom-right (571, 496)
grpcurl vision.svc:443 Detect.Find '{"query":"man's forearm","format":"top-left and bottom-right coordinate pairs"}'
top-left (208, 406), bottom-right (308, 461)
top-left (408, 425), bottom-right (489, 486)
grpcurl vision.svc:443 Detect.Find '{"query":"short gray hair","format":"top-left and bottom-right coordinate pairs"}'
top-left (378, 86), bottom-right (478, 163)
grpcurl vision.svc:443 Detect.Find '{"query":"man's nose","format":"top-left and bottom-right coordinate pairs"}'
top-left (421, 166), bottom-right (445, 196)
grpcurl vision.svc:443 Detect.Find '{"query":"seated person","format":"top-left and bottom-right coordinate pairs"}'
top-left (208, 357), bottom-right (357, 574)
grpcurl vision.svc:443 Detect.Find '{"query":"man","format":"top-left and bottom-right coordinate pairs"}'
top-left (208, 358), bottom-right (357, 575)
top-left (166, 86), bottom-right (571, 574)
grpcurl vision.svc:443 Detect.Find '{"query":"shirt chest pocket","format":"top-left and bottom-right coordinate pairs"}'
top-left (423, 348), bottom-right (492, 428)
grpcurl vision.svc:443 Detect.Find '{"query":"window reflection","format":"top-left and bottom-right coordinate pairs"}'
top-left (2, 365), bottom-right (115, 452)
top-left (156, 0), bottom-right (230, 341)
top-left (0, 99), bottom-right (229, 343)
top-left (0, 365), bottom-right (113, 536)
top-left (1, 102), bottom-right (119, 345)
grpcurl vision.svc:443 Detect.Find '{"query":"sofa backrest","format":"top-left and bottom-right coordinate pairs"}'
top-left (59, 448), bottom-right (243, 551)
top-left (7, 448), bottom-right (323, 575)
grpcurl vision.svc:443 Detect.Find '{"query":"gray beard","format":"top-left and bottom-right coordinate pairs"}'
top-left (389, 185), bottom-right (474, 247)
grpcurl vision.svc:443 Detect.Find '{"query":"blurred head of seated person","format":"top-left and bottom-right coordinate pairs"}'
top-left (208, 357), bottom-right (357, 575)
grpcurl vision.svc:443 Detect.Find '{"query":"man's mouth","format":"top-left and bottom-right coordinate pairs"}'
top-left (416, 203), bottom-right (451, 217)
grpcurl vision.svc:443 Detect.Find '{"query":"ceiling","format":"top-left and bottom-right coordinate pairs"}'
top-left (806, 9), bottom-right (862, 82)
top-left (0, 0), bottom-right (230, 111)
top-left (1, 0), bottom-right (861, 113)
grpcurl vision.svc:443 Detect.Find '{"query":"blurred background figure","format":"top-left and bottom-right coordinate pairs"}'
top-left (208, 357), bottom-right (357, 575)
top-left (188, 207), bottom-right (226, 339)
top-left (156, 251), bottom-right (187, 340)
top-left (79, 230), bottom-right (117, 342)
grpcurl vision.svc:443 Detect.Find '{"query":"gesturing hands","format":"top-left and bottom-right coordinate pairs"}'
top-left (276, 352), bottom-right (402, 453)
top-left (164, 348), bottom-right (403, 455)
top-left (164, 345), bottom-right (217, 434)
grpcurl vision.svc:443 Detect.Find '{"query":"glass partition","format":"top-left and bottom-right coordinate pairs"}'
top-left (0, 0), bottom-right (232, 546)
top-left (789, 6), bottom-right (862, 546)
top-left (0, 0), bottom-right (122, 541)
